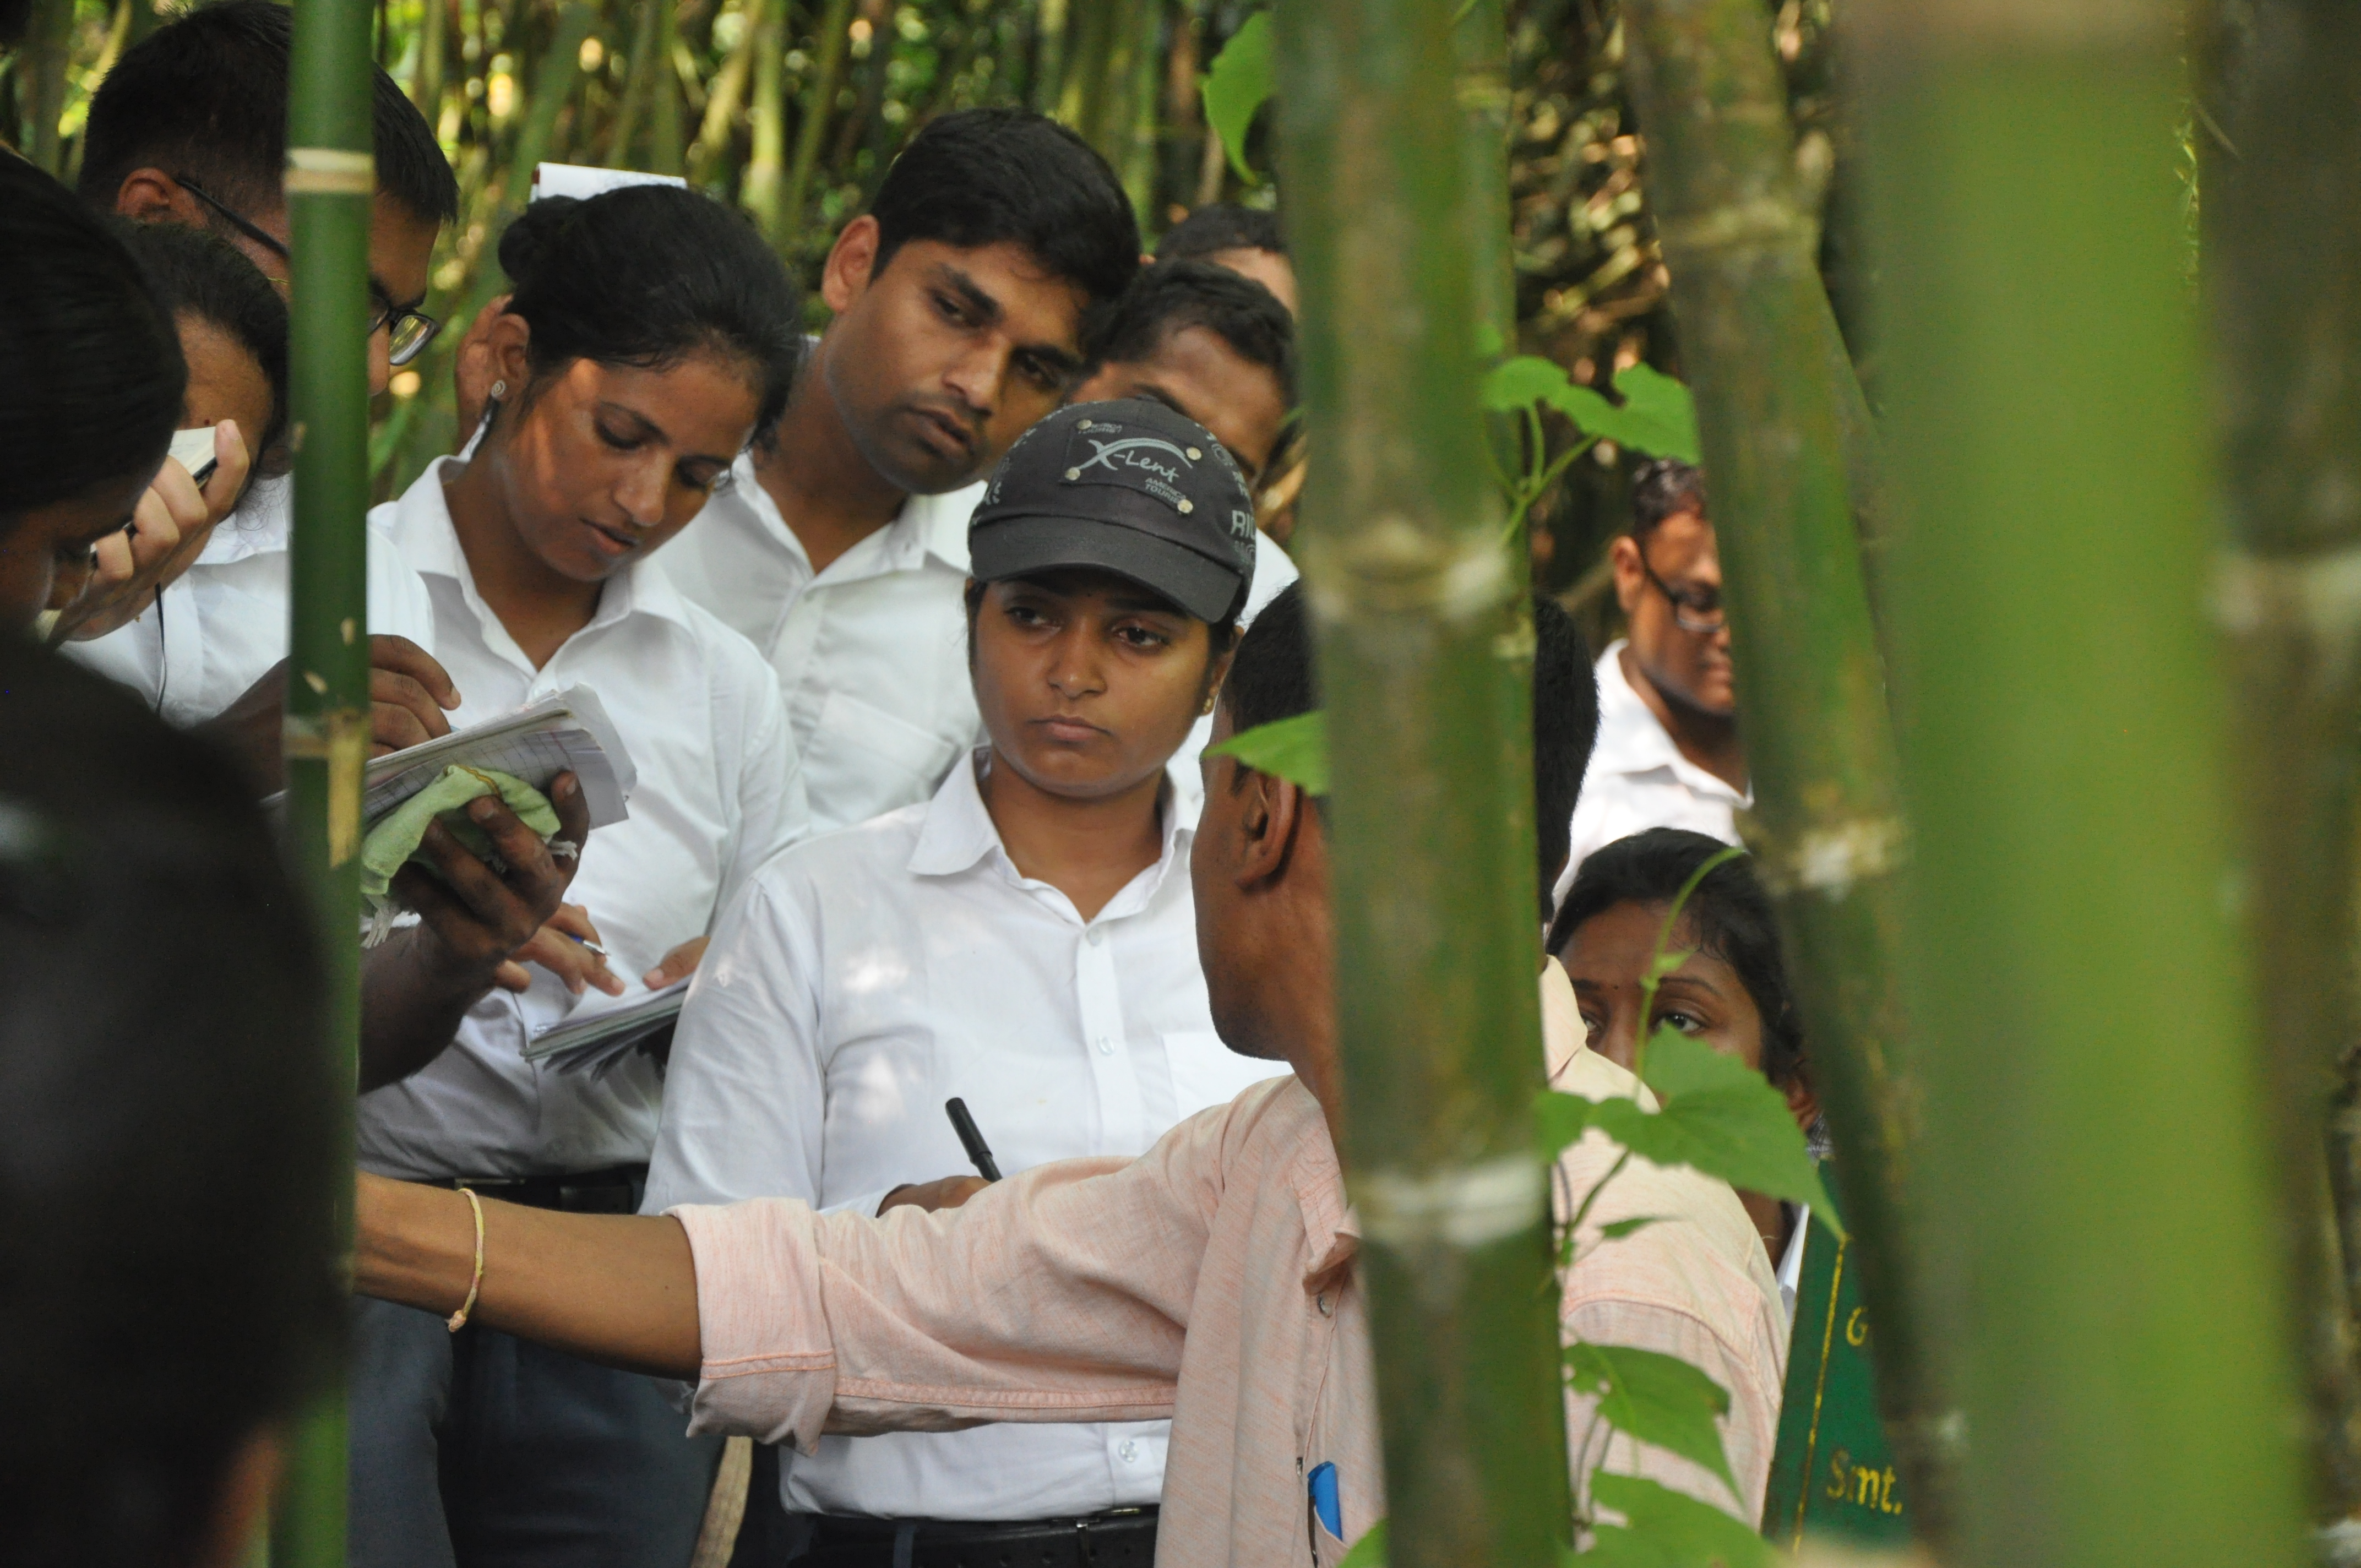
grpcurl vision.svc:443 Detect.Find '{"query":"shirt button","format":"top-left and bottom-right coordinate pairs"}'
top-left (1096, 1036), bottom-right (1115, 1057)
top-left (1316, 1292), bottom-right (1333, 1317)
top-left (1117, 1439), bottom-right (1140, 1463)
top-left (1085, 927), bottom-right (1105, 947)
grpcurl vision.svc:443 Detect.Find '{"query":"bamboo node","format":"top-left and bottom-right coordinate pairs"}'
top-left (1655, 197), bottom-right (1816, 261)
top-left (1756, 815), bottom-right (1907, 899)
top-left (1352, 1155), bottom-right (1546, 1250)
top-left (285, 147), bottom-right (377, 197)
top-left (2211, 546), bottom-right (2361, 665)
top-left (1299, 516), bottom-right (1511, 623)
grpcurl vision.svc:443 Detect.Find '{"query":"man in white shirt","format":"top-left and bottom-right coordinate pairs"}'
top-left (1555, 458), bottom-right (1750, 908)
top-left (656, 109), bottom-right (1144, 836)
top-left (646, 400), bottom-right (1289, 1564)
top-left (1065, 257), bottom-right (1304, 811)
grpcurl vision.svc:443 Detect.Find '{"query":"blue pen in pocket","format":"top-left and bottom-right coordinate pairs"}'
top-left (1308, 1460), bottom-right (1343, 1540)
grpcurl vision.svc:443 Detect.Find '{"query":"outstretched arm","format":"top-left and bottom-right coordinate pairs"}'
top-left (356, 1173), bottom-right (701, 1378)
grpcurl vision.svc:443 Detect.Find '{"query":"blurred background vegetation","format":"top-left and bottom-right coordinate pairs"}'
top-left (3, 0), bottom-right (1850, 613)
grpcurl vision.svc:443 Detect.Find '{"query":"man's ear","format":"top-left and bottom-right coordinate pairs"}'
top-left (1608, 534), bottom-right (1646, 616)
top-left (114, 167), bottom-right (202, 225)
top-left (822, 215), bottom-right (882, 315)
top-left (1235, 767), bottom-right (1307, 890)
top-left (1785, 1076), bottom-right (1821, 1134)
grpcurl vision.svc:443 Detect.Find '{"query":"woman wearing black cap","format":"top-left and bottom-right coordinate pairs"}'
top-left (642, 398), bottom-right (1282, 1565)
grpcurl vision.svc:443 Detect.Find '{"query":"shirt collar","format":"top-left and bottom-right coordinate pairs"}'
top-left (731, 452), bottom-right (977, 578)
top-left (907, 748), bottom-right (1193, 912)
top-left (194, 476), bottom-right (293, 567)
top-left (387, 456), bottom-right (700, 638)
top-left (1590, 639), bottom-right (1749, 804)
top-left (1282, 1086), bottom-right (1359, 1288)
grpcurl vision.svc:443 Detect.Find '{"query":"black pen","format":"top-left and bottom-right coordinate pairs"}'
top-left (944, 1097), bottom-right (1003, 1182)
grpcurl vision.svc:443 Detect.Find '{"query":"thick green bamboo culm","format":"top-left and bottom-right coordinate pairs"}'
top-left (2205, 0), bottom-right (2361, 1526)
top-left (1862, 1), bottom-right (2310, 1563)
top-left (1271, 1), bottom-right (1571, 1563)
top-left (1617, 0), bottom-right (1945, 1532)
top-left (273, 0), bottom-right (382, 1559)
top-left (780, 0), bottom-right (856, 256)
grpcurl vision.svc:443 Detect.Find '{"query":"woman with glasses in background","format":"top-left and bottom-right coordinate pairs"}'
top-left (1550, 456), bottom-right (1750, 911)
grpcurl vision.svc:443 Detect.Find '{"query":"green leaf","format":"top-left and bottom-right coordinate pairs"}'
top-left (1578, 1474), bottom-right (1776, 1567)
top-left (1200, 12), bottom-right (1274, 184)
top-left (1599, 1215), bottom-right (1661, 1241)
top-left (1478, 356), bottom-right (1702, 464)
top-left (1535, 1087), bottom-right (1606, 1158)
top-left (1585, 1030), bottom-right (1843, 1240)
top-left (1601, 363), bottom-right (1702, 463)
top-left (1335, 1518), bottom-right (1387, 1568)
top-left (1564, 1342), bottom-right (1738, 1496)
top-left (1205, 710), bottom-right (1328, 795)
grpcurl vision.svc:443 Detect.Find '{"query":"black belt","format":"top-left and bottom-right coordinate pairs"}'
top-left (797, 1505), bottom-right (1157, 1568)
top-left (421, 1163), bottom-right (646, 1215)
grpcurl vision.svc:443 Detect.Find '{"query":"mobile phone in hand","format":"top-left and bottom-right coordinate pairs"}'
top-left (168, 426), bottom-right (220, 488)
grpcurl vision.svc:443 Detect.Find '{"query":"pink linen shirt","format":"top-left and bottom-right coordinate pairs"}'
top-left (670, 963), bottom-right (1786, 1565)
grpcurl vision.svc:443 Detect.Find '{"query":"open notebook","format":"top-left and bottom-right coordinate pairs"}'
top-left (519, 976), bottom-right (692, 1077)
top-left (356, 685), bottom-right (636, 834)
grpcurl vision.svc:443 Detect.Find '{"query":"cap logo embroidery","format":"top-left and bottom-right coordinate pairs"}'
top-left (1076, 435), bottom-right (1194, 486)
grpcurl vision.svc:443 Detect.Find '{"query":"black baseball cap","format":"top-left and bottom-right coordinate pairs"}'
top-left (969, 399), bottom-right (1258, 624)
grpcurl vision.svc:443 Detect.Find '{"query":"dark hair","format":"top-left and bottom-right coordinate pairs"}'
top-left (1223, 585), bottom-right (1603, 911)
top-left (0, 160), bottom-right (186, 524)
top-left (0, 643), bottom-right (338, 1567)
top-left (1094, 258), bottom-right (1296, 405)
top-left (496, 188), bottom-right (805, 435)
top-left (78, 0), bottom-right (459, 226)
top-left (1157, 202), bottom-right (1287, 263)
top-left (1547, 827), bottom-right (1804, 1090)
top-left (869, 108), bottom-right (1139, 317)
top-left (1532, 596), bottom-right (1600, 917)
top-left (1631, 457), bottom-right (1706, 536)
top-left (116, 217), bottom-right (293, 471)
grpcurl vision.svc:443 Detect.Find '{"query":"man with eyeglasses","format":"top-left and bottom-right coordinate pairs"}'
top-left (1550, 457), bottom-right (1750, 910)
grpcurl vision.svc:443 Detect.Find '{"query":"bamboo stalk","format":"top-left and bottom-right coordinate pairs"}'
top-left (741, 0), bottom-right (785, 246)
top-left (2204, 0), bottom-right (2361, 1527)
top-left (413, 0), bottom-right (447, 130)
top-left (688, 0), bottom-right (761, 186)
top-left (1271, 1), bottom-right (1571, 1563)
top-left (606, 0), bottom-right (660, 165)
top-left (273, 0), bottom-right (381, 1555)
top-left (650, 0), bottom-right (684, 174)
top-left (1616, 0), bottom-right (1946, 1531)
top-left (1859, 0), bottom-right (2311, 1562)
top-left (20, 0), bottom-right (74, 175)
top-left (780, 0), bottom-right (852, 256)
top-left (1030, 0), bottom-right (1069, 118)
top-left (1118, 0), bottom-right (1161, 222)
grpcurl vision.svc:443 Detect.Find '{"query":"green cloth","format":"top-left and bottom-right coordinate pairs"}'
top-left (360, 764), bottom-right (560, 905)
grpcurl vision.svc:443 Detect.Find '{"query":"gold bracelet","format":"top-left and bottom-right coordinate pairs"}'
top-left (447, 1186), bottom-right (485, 1333)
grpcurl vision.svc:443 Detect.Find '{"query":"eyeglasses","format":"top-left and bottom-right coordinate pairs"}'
top-left (1637, 544), bottom-right (1726, 634)
top-left (176, 175), bottom-right (442, 367)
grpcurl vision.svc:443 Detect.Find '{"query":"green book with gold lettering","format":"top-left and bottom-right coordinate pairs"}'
top-left (1759, 1206), bottom-right (1912, 1547)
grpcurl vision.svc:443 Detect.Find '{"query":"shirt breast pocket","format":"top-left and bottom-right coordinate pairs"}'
top-left (1162, 1030), bottom-right (1291, 1118)
top-left (1308, 1460), bottom-right (1351, 1564)
top-left (815, 688), bottom-right (965, 786)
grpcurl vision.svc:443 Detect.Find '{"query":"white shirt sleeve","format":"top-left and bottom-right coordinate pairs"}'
top-left (643, 873), bottom-right (830, 1214)
top-left (711, 657), bottom-right (811, 924)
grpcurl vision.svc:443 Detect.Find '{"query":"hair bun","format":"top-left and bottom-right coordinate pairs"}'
top-left (497, 196), bottom-right (582, 290)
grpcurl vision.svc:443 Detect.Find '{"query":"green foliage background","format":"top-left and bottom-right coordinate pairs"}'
top-left (2, 0), bottom-right (1851, 595)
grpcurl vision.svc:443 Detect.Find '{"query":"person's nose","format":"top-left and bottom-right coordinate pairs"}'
top-left (1045, 629), bottom-right (1106, 701)
top-left (940, 337), bottom-right (1008, 421)
top-left (366, 323), bottom-right (394, 399)
top-left (614, 455), bottom-right (670, 529)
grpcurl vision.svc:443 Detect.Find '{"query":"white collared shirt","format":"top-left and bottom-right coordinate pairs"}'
top-left (659, 458), bottom-right (989, 837)
top-left (355, 460), bottom-right (810, 1180)
top-left (644, 750), bottom-right (1291, 1521)
top-left (661, 452), bottom-right (1300, 835)
top-left (1552, 639), bottom-right (1751, 908)
top-left (61, 478), bottom-right (438, 726)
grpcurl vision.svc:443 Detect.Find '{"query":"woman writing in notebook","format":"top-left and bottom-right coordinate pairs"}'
top-left (351, 184), bottom-right (813, 1568)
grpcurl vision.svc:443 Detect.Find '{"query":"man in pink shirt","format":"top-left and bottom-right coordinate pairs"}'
top-left (356, 587), bottom-right (1785, 1566)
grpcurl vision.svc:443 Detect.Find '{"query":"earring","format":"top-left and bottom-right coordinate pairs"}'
top-left (489, 379), bottom-right (507, 401)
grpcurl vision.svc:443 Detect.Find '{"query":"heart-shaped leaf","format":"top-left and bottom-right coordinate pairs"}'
top-left (1205, 709), bottom-right (1328, 795)
top-left (1200, 13), bottom-right (1274, 184)
top-left (1564, 1341), bottom-right (1738, 1496)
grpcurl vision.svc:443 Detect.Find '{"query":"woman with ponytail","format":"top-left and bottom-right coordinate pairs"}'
top-left (352, 184), bottom-right (812, 1568)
